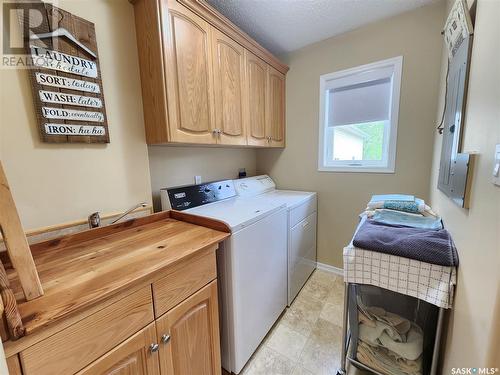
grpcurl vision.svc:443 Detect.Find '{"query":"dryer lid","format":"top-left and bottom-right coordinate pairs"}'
top-left (186, 196), bottom-right (286, 232)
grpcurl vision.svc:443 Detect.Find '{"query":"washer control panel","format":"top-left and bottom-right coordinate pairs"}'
top-left (162, 180), bottom-right (236, 211)
top-left (234, 175), bottom-right (276, 197)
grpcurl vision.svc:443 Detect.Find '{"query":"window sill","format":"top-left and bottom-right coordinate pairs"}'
top-left (318, 165), bottom-right (395, 174)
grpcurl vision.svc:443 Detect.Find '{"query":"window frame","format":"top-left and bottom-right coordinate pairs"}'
top-left (317, 56), bottom-right (403, 173)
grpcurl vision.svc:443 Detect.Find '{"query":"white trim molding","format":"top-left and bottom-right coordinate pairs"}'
top-left (318, 56), bottom-right (403, 173)
top-left (317, 262), bottom-right (344, 277)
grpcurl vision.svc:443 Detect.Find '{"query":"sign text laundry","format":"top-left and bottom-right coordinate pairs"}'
top-left (31, 45), bottom-right (98, 78)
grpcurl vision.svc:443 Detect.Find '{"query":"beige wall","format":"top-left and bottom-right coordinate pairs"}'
top-left (257, 2), bottom-right (446, 267)
top-left (0, 0), bottom-right (152, 230)
top-left (148, 146), bottom-right (256, 211)
top-left (429, 0), bottom-right (500, 369)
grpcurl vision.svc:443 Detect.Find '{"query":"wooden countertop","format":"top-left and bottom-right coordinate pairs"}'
top-left (5, 211), bottom-right (229, 337)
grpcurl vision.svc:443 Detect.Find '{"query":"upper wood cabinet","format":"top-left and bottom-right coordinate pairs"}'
top-left (133, 0), bottom-right (288, 147)
top-left (246, 54), bottom-right (286, 147)
top-left (156, 281), bottom-right (221, 375)
top-left (246, 51), bottom-right (268, 147)
top-left (211, 29), bottom-right (247, 145)
top-left (267, 67), bottom-right (286, 147)
top-left (162, 0), bottom-right (217, 144)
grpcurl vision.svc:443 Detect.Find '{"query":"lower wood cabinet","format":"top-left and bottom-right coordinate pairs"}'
top-left (76, 323), bottom-right (160, 375)
top-left (156, 281), bottom-right (221, 375)
top-left (77, 281), bottom-right (220, 375)
top-left (13, 251), bottom-right (221, 375)
top-left (20, 287), bottom-right (155, 375)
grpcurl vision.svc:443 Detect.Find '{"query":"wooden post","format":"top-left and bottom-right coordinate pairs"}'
top-left (0, 162), bottom-right (43, 300)
top-left (0, 259), bottom-right (25, 340)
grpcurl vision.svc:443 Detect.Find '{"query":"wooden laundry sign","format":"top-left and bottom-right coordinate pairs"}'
top-left (21, 3), bottom-right (109, 143)
top-left (30, 45), bottom-right (98, 78)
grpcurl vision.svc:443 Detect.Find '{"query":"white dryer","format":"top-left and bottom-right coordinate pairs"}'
top-left (160, 180), bottom-right (287, 374)
top-left (234, 175), bottom-right (317, 305)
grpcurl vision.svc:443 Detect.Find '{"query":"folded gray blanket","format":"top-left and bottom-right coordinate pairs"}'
top-left (353, 220), bottom-right (459, 267)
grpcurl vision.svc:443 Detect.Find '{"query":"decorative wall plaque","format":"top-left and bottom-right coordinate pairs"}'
top-left (20, 3), bottom-right (109, 143)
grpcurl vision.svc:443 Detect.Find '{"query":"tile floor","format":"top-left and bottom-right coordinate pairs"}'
top-left (239, 269), bottom-right (368, 375)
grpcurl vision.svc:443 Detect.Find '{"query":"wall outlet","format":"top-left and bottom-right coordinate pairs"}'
top-left (194, 175), bottom-right (202, 185)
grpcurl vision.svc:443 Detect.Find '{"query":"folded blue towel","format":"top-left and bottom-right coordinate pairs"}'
top-left (368, 195), bottom-right (427, 214)
top-left (372, 210), bottom-right (443, 230)
top-left (353, 220), bottom-right (458, 267)
top-left (382, 200), bottom-right (421, 214)
top-left (370, 194), bottom-right (415, 203)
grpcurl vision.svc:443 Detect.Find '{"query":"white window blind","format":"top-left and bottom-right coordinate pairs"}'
top-left (318, 57), bottom-right (402, 173)
top-left (328, 77), bottom-right (392, 127)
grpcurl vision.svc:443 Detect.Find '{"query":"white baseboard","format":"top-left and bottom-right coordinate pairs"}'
top-left (316, 262), bottom-right (344, 276)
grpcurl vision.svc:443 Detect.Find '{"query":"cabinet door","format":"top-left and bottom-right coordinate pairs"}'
top-left (161, 0), bottom-right (217, 144)
top-left (156, 280), bottom-right (221, 375)
top-left (212, 29), bottom-right (247, 145)
top-left (76, 323), bottom-right (160, 375)
top-left (266, 66), bottom-right (286, 147)
top-left (245, 51), bottom-right (268, 146)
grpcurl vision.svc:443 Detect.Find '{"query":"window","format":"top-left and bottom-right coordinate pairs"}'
top-left (318, 56), bottom-right (403, 173)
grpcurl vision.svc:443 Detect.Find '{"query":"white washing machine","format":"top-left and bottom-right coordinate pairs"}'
top-left (160, 180), bottom-right (287, 374)
top-left (234, 175), bottom-right (317, 305)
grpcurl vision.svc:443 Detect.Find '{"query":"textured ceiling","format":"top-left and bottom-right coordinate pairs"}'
top-left (207, 0), bottom-right (440, 56)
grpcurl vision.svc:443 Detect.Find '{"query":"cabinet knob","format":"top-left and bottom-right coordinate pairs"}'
top-left (161, 334), bottom-right (171, 344)
top-left (149, 343), bottom-right (160, 353)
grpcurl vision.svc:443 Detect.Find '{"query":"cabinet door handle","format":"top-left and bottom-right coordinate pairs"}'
top-left (161, 334), bottom-right (171, 344)
top-left (149, 343), bottom-right (160, 353)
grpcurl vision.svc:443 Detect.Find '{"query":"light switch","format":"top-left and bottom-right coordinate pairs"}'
top-left (493, 144), bottom-right (500, 187)
top-left (194, 175), bottom-right (202, 185)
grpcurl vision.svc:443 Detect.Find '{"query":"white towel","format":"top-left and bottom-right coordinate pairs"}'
top-left (359, 321), bottom-right (423, 361)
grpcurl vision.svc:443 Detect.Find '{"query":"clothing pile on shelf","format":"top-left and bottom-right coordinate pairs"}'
top-left (355, 194), bottom-right (458, 268)
top-left (366, 194), bottom-right (438, 217)
top-left (343, 194), bottom-right (459, 309)
top-left (356, 298), bottom-right (424, 375)
top-left (343, 194), bottom-right (459, 374)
